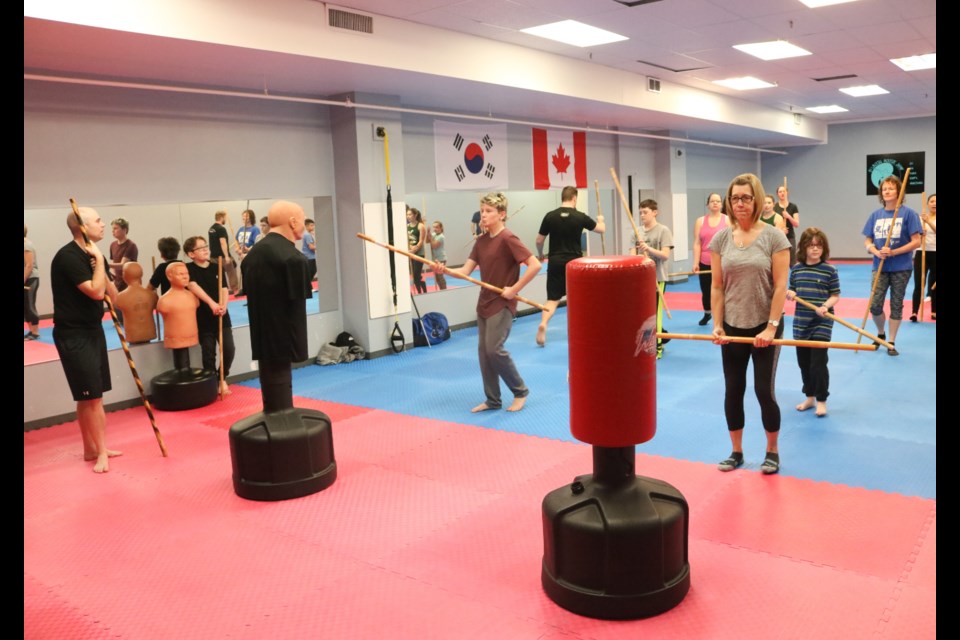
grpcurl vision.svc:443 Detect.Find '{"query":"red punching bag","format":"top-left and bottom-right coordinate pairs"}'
top-left (567, 256), bottom-right (658, 447)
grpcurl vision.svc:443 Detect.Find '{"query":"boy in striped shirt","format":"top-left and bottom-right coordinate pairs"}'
top-left (786, 228), bottom-right (840, 418)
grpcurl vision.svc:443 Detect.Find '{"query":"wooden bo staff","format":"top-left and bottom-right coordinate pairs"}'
top-left (792, 295), bottom-right (894, 350)
top-left (224, 208), bottom-right (242, 257)
top-left (657, 332), bottom-right (877, 352)
top-left (218, 256), bottom-right (225, 401)
top-left (668, 270), bottom-right (710, 277)
top-left (358, 233), bottom-right (547, 311)
top-left (858, 168), bottom-right (911, 343)
top-left (151, 256), bottom-right (162, 340)
top-left (610, 167), bottom-right (672, 319)
top-left (68, 198), bottom-right (168, 457)
top-left (594, 179), bottom-right (606, 256)
top-left (918, 191), bottom-right (927, 322)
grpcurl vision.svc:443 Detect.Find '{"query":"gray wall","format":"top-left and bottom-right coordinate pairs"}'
top-left (761, 116), bottom-right (936, 257)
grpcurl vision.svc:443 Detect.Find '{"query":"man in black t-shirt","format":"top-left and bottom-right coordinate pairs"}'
top-left (51, 207), bottom-right (120, 473)
top-left (241, 201), bottom-right (313, 411)
top-left (534, 186), bottom-right (605, 346)
top-left (208, 210), bottom-right (239, 294)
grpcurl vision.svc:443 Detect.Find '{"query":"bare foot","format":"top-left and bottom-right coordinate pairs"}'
top-left (471, 403), bottom-right (498, 413)
top-left (536, 324), bottom-right (547, 347)
top-left (93, 453), bottom-right (110, 473)
top-left (506, 396), bottom-right (527, 412)
top-left (796, 397), bottom-right (815, 412)
top-left (816, 401), bottom-right (827, 417)
top-left (85, 449), bottom-right (123, 461)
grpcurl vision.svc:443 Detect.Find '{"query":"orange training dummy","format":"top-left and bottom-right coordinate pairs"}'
top-left (156, 261), bottom-right (199, 349)
top-left (114, 262), bottom-right (158, 344)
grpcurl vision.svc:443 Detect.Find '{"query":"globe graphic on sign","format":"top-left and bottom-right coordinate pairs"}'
top-left (870, 162), bottom-right (895, 188)
top-left (464, 143), bottom-right (485, 174)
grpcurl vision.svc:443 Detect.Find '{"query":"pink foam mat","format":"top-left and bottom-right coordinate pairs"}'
top-left (25, 400), bottom-right (935, 639)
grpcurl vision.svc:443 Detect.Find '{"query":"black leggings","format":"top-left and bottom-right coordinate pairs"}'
top-left (911, 250), bottom-right (936, 315)
top-left (24, 277), bottom-right (40, 325)
top-left (411, 258), bottom-right (426, 293)
top-left (721, 321), bottom-right (783, 433)
top-left (697, 263), bottom-right (711, 312)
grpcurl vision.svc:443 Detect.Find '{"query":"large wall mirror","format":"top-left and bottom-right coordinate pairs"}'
top-left (404, 189), bottom-right (614, 295)
top-left (24, 196), bottom-right (337, 363)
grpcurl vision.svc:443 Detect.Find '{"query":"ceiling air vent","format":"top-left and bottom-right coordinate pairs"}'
top-left (328, 6), bottom-right (374, 34)
top-left (647, 77), bottom-right (662, 93)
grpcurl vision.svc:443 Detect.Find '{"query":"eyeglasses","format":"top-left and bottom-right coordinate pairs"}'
top-left (807, 243), bottom-right (824, 249)
top-left (191, 245), bottom-right (210, 252)
top-left (729, 195), bottom-right (755, 205)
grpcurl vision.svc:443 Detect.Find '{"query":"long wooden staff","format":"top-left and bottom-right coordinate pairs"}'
top-left (224, 209), bottom-right (242, 256)
top-left (657, 332), bottom-right (876, 352)
top-left (68, 198), bottom-right (167, 457)
top-left (918, 192), bottom-right (927, 322)
top-left (610, 168), bottom-right (672, 319)
top-left (151, 256), bottom-right (162, 340)
top-left (594, 179), bottom-right (606, 255)
top-left (792, 295), bottom-right (894, 350)
top-left (858, 168), bottom-right (911, 343)
top-left (358, 233), bottom-right (547, 311)
top-left (668, 270), bottom-right (710, 277)
top-left (224, 209), bottom-right (241, 292)
top-left (218, 256), bottom-right (225, 401)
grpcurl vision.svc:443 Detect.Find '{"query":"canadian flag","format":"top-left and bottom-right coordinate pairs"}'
top-left (532, 128), bottom-right (587, 190)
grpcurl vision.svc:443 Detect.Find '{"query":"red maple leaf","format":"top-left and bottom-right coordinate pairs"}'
top-left (551, 144), bottom-right (571, 175)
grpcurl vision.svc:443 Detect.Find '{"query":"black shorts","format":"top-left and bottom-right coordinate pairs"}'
top-left (546, 257), bottom-right (575, 302)
top-left (53, 327), bottom-right (111, 402)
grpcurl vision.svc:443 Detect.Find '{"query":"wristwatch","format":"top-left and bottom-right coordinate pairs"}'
top-left (768, 319), bottom-right (780, 327)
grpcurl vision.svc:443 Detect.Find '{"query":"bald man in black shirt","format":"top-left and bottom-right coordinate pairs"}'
top-left (241, 200), bottom-right (313, 411)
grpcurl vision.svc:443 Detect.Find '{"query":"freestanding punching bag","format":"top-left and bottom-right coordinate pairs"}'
top-left (541, 255), bottom-right (690, 619)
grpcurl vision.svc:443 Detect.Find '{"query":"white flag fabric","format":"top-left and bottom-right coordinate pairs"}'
top-left (434, 120), bottom-right (509, 191)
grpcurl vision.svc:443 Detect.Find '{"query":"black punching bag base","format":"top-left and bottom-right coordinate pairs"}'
top-left (228, 408), bottom-right (337, 501)
top-left (541, 469), bottom-right (690, 620)
top-left (150, 369), bottom-right (218, 411)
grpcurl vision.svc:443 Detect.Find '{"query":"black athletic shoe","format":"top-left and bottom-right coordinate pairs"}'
top-left (698, 314), bottom-right (711, 326)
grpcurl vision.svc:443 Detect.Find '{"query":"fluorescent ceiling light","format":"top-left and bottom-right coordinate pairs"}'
top-left (890, 54), bottom-right (936, 71)
top-left (713, 76), bottom-right (777, 91)
top-left (839, 84), bottom-right (889, 97)
top-left (807, 105), bottom-right (849, 114)
top-left (798, 0), bottom-right (860, 7)
top-left (734, 41), bottom-right (812, 61)
top-left (520, 20), bottom-right (628, 48)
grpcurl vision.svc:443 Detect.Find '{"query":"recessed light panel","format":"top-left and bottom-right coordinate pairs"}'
top-left (799, 0), bottom-right (860, 8)
top-left (734, 41), bottom-right (812, 61)
top-left (839, 85), bottom-right (889, 97)
top-left (807, 105), bottom-right (849, 113)
top-left (890, 54), bottom-right (936, 71)
top-left (520, 20), bottom-right (628, 48)
top-left (713, 76), bottom-right (777, 90)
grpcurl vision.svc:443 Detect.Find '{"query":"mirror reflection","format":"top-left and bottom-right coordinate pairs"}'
top-left (24, 196), bottom-right (337, 364)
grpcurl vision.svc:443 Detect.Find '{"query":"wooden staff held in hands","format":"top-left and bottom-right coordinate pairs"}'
top-left (68, 198), bottom-right (168, 459)
top-left (610, 167), bottom-right (672, 320)
top-left (859, 168), bottom-right (918, 348)
top-left (790, 294), bottom-right (895, 350)
top-left (357, 233), bottom-right (547, 311)
top-left (657, 332), bottom-right (877, 352)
